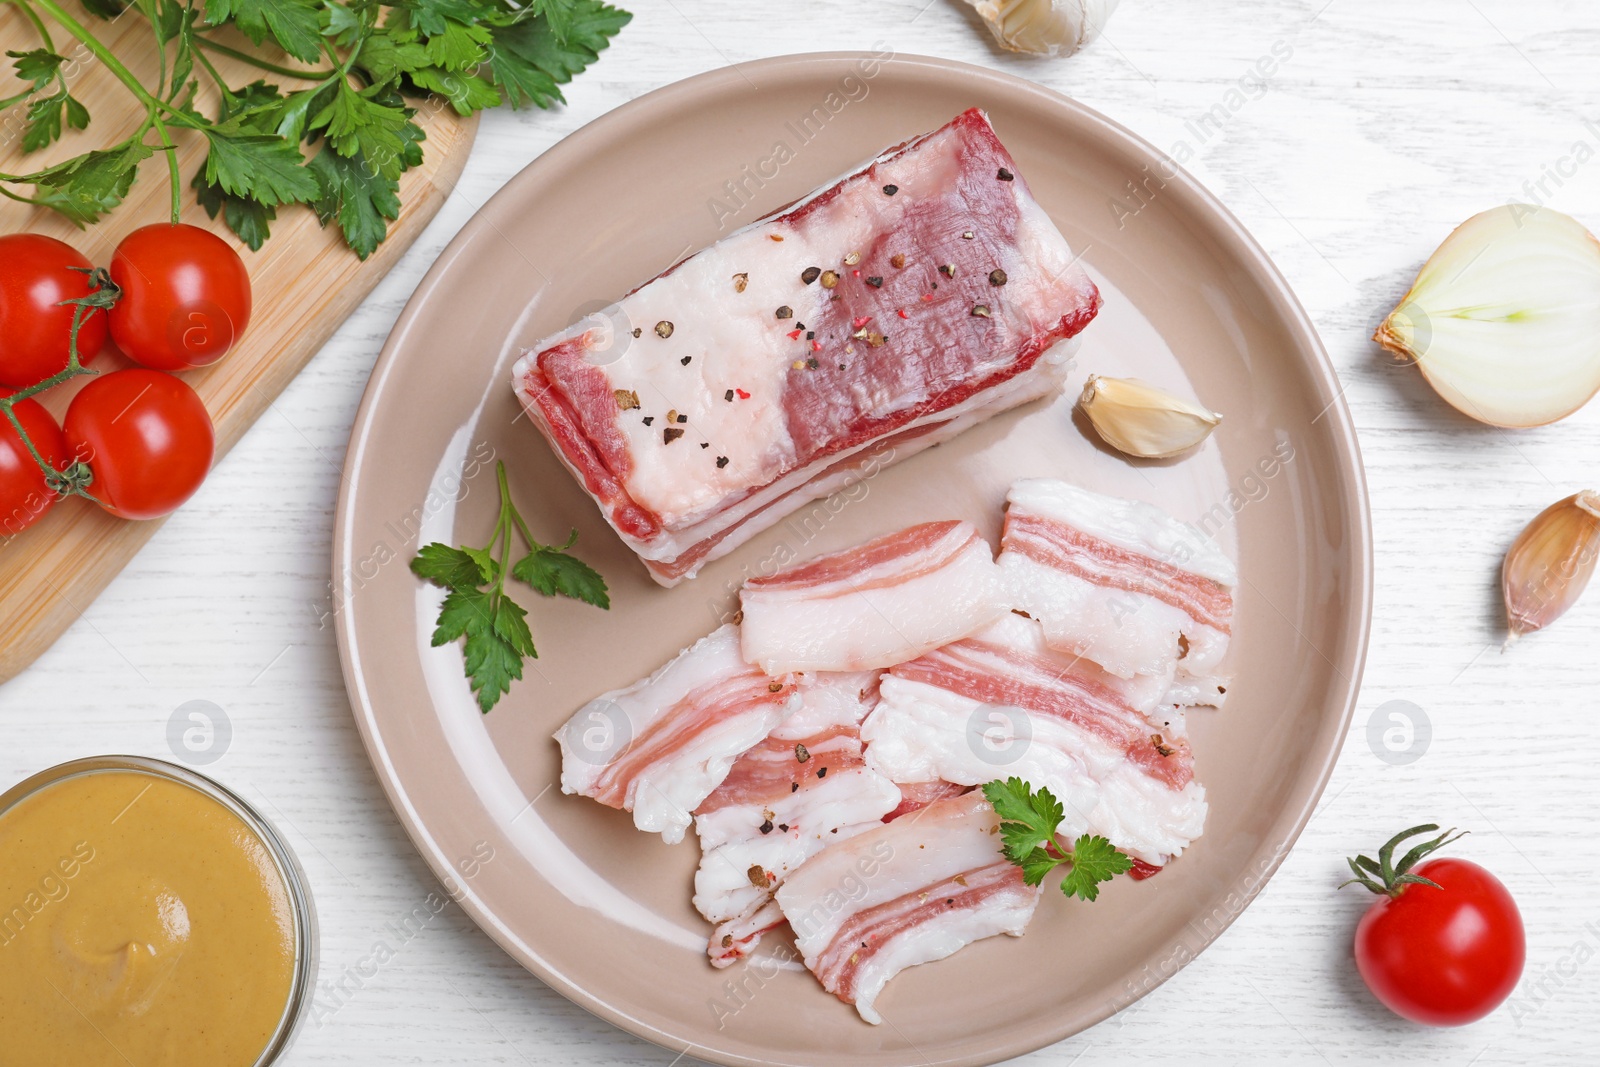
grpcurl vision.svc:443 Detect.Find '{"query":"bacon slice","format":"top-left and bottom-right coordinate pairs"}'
top-left (739, 520), bottom-right (1008, 674)
top-left (860, 613), bottom-right (1207, 866)
top-left (692, 671), bottom-right (900, 967)
top-left (775, 790), bottom-right (1040, 1024)
top-left (554, 624), bottom-right (801, 843)
top-left (999, 479), bottom-right (1236, 700)
top-left (882, 779), bottom-right (972, 822)
top-left (512, 109), bottom-right (1101, 586)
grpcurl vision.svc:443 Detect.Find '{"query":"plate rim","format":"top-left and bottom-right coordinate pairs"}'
top-left (333, 49), bottom-right (1374, 1067)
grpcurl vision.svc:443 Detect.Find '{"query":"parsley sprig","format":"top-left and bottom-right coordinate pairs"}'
top-left (0, 0), bottom-right (629, 255)
top-left (411, 460), bottom-right (608, 713)
top-left (983, 777), bottom-right (1134, 902)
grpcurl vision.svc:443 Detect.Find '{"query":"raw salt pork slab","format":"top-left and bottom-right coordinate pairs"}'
top-left (512, 108), bottom-right (1101, 586)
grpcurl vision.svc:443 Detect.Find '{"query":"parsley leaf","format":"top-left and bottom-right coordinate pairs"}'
top-left (306, 143), bottom-right (401, 259)
top-left (486, 0), bottom-right (629, 109)
top-left (205, 0), bottom-right (325, 63)
top-left (982, 779), bottom-right (1134, 903)
top-left (512, 532), bottom-right (610, 608)
top-left (201, 127), bottom-right (321, 206)
top-left (22, 89), bottom-right (90, 151)
top-left (1058, 835), bottom-right (1133, 902)
top-left (411, 460), bottom-right (608, 713)
top-left (193, 170), bottom-right (278, 250)
top-left (30, 142), bottom-right (153, 225)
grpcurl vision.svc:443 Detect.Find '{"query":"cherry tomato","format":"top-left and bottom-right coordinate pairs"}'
top-left (1354, 857), bottom-right (1525, 1025)
top-left (63, 369), bottom-right (215, 520)
top-left (0, 234), bottom-right (108, 388)
top-left (0, 392), bottom-right (70, 534)
top-left (108, 224), bottom-right (252, 371)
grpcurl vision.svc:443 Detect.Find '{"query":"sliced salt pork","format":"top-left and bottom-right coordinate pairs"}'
top-left (999, 478), bottom-right (1235, 698)
top-left (861, 613), bottom-right (1207, 866)
top-left (775, 790), bottom-right (1040, 1024)
top-left (692, 672), bottom-right (899, 967)
top-left (739, 520), bottom-right (1008, 675)
top-left (554, 623), bottom-right (801, 844)
top-left (512, 108), bottom-right (1101, 586)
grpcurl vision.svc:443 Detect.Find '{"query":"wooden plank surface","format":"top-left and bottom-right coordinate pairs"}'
top-left (2, 1), bottom-right (1598, 1066)
top-left (0, 1), bottom-right (477, 681)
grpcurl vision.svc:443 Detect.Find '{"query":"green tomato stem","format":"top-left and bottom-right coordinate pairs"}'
top-left (0, 286), bottom-right (116, 504)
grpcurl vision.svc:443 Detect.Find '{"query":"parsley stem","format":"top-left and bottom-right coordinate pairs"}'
top-left (9, 0), bottom-right (56, 52)
top-left (151, 115), bottom-right (182, 224)
top-left (30, 0), bottom-right (166, 114)
top-left (192, 36), bottom-right (338, 80)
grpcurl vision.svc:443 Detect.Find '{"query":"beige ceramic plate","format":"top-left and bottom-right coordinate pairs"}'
top-left (335, 53), bottom-right (1371, 1067)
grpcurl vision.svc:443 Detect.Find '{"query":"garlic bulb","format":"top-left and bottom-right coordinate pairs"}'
top-left (1374, 205), bottom-right (1600, 428)
top-left (961, 0), bottom-right (1122, 58)
top-left (1502, 490), bottom-right (1600, 639)
top-left (1079, 375), bottom-right (1221, 459)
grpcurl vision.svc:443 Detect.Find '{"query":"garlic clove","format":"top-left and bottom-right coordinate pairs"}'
top-left (1502, 490), bottom-right (1600, 639)
top-left (961, 0), bottom-right (1122, 58)
top-left (1374, 205), bottom-right (1600, 428)
top-left (1078, 375), bottom-right (1222, 459)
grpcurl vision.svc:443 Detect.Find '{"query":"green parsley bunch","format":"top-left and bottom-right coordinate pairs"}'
top-left (0, 0), bottom-right (630, 256)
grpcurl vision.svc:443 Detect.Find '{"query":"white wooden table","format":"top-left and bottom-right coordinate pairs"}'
top-left (5, 1), bottom-right (1598, 1063)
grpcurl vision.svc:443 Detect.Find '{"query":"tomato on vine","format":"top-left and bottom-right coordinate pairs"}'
top-left (1342, 824), bottom-right (1525, 1026)
top-left (0, 392), bottom-right (71, 534)
top-left (0, 234), bottom-right (108, 388)
top-left (63, 369), bottom-right (215, 520)
top-left (108, 224), bottom-right (252, 371)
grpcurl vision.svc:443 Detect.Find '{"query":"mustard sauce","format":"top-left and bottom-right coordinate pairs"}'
top-left (0, 769), bottom-right (298, 1066)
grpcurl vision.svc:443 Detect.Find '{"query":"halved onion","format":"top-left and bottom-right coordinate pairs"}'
top-left (1374, 205), bottom-right (1600, 428)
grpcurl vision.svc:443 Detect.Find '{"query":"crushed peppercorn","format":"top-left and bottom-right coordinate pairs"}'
top-left (843, 251), bottom-right (861, 266)
top-left (654, 320), bottom-right (674, 338)
top-left (890, 253), bottom-right (906, 268)
top-left (971, 304), bottom-right (991, 318)
top-left (801, 266), bottom-right (821, 285)
top-left (732, 272), bottom-right (748, 292)
top-left (613, 389), bottom-right (640, 411)
top-left (795, 743), bottom-right (811, 763)
top-left (961, 230), bottom-right (975, 240)
top-left (775, 305), bottom-right (793, 319)
top-left (989, 269), bottom-right (1008, 286)
top-left (759, 819), bottom-right (774, 835)
top-left (866, 276), bottom-right (883, 288)
top-left (747, 865), bottom-right (768, 888)
top-left (768, 682), bottom-right (784, 693)
top-left (716, 455), bottom-right (729, 468)
top-left (882, 184), bottom-right (899, 195)
top-left (642, 416), bottom-right (654, 425)
top-left (724, 389), bottom-right (735, 401)
top-left (997, 167), bottom-right (1014, 181)
top-left (663, 427), bottom-right (684, 443)
top-left (816, 766), bottom-right (827, 778)
top-left (820, 270), bottom-right (839, 289)
top-left (680, 355), bottom-right (692, 365)
top-left (631, 327), bottom-right (642, 338)
top-left (939, 263), bottom-right (956, 278)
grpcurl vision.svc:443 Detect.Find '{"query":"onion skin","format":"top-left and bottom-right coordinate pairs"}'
top-left (1374, 205), bottom-right (1600, 428)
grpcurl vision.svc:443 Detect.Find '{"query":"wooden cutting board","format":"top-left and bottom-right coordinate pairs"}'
top-left (0, 2), bottom-right (477, 683)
